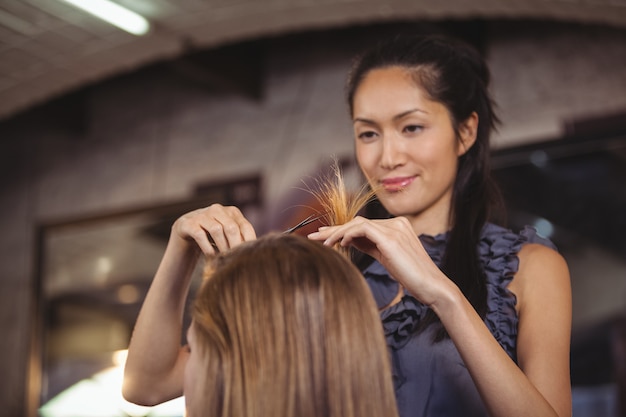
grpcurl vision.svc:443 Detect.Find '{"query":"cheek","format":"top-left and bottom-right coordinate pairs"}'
top-left (355, 143), bottom-right (377, 175)
top-left (418, 130), bottom-right (460, 168)
top-left (356, 155), bottom-right (377, 189)
top-left (427, 150), bottom-right (460, 187)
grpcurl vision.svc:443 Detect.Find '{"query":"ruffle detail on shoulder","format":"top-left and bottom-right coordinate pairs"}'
top-left (479, 224), bottom-right (556, 361)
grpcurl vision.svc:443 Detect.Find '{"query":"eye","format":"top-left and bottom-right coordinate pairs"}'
top-left (403, 124), bottom-right (424, 134)
top-left (357, 130), bottom-right (378, 142)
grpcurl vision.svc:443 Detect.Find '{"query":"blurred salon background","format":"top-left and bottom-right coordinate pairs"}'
top-left (0, 1), bottom-right (625, 416)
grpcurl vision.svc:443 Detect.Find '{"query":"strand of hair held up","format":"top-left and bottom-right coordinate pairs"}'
top-left (308, 159), bottom-right (378, 257)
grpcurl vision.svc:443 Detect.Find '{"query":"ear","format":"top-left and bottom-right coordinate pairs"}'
top-left (457, 112), bottom-right (478, 156)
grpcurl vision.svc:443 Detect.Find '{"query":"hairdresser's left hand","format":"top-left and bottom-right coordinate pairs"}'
top-left (308, 216), bottom-right (452, 307)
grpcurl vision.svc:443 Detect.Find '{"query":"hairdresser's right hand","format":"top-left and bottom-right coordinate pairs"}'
top-left (171, 203), bottom-right (257, 255)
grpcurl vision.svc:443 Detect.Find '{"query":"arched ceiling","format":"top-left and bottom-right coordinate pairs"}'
top-left (2, 0), bottom-right (626, 122)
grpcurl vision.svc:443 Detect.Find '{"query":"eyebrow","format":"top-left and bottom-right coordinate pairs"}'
top-left (353, 108), bottom-right (428, 124)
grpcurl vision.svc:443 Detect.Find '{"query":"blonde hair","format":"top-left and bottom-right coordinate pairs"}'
top-left (188, 234), bottom-right (398, 417)
top-left (309, 160), bottom-right (378, 256)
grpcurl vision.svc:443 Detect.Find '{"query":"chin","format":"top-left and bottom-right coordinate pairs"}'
top-left (378, 193), bottom-right (420, 217)
top-left (380, 202), bottom-right (420, 218)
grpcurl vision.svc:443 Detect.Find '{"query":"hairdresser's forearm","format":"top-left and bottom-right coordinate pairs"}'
top-left (432, 286), bottom-right (561, 417)
top-left (122, 236), bottom-right (199, 405)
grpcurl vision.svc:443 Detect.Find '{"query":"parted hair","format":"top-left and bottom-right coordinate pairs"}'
top-left (188, 233), bottom-right (399, 417)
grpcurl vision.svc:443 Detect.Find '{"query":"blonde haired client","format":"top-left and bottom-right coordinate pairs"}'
top-left (125, 233), bottom-right (398, 417)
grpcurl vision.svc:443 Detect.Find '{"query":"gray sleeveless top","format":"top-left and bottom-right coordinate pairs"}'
top-left (362, 223), bottom-right (556, 417)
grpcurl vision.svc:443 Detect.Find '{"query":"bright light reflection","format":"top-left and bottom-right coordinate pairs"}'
top-left (97, 257), bottom-right (112, 275)
top-left (533, 218), bottom-right (554, 238)
top-left (39, 350), bottom-right (185, 417)
top-left (112, 349), bottom-right (127, 367)
top-left (59, 0), bottom-right (150, 35)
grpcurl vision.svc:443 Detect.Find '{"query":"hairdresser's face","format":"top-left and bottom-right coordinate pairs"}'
top-left (352, 66), bottom-right (464, 230)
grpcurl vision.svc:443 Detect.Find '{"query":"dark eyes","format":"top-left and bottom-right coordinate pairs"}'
top-left (358, 131), bottom-right (378, 140)
top-left (404, 124), bottom-right (423, 134)
top-left (356, 124), bottom-right (424, 141)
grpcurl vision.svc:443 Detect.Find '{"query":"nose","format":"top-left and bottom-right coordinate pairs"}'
top-left (380, 134), bottom-right (405, 170)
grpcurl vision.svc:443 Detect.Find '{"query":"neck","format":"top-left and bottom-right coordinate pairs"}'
top-left (403, 208), bottom-right (451, 237)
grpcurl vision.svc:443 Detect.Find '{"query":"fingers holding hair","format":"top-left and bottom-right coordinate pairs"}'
top-left (174, 204), bottom-right (257, 255)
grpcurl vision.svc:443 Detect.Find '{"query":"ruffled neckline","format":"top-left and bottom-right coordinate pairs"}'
top-left (362, 223), bottom-right (555, 361)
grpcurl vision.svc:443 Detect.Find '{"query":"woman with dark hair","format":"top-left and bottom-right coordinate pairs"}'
top-left (124, 34), bottom-right (572, 417)
top-left (309, 35), bottom-right (572, 417)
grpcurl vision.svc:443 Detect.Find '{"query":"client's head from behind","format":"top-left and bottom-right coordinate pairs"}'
top-left (185, 233), bottom-right (397, 417)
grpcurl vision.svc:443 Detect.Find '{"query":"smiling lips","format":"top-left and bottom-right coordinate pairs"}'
top-left (380, 176), bottom-right (416, 192)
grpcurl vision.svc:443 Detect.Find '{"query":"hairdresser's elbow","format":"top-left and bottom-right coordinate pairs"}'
top-left (122, 371), bottom-right (182, 407)
top-left (121, 380), bottom-right (146, 406)
top-left (122, 376), bottom-right (159, 407)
